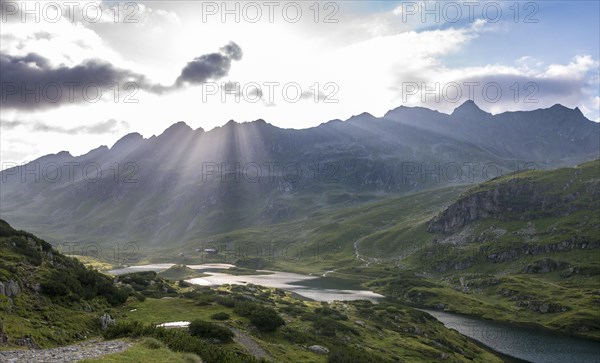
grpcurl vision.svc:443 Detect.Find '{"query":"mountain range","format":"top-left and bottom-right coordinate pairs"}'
top-left (1, 101), bottom-right (598, 248)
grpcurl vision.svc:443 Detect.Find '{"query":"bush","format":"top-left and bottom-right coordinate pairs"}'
top-left (216, 296), bottom-right (236, 308)
top-left (233, 301), bottom-right (284, 332)
top-left (103, 321), bottom-right (152, 339)
top-left (211, 312), bottom-right (230, 321)
top-left (312, 318), bottom-right (359, 337)
top-left (195, 294), bottom-right (216, 306)
top-left (40, 279), bottom-right (69, 296)
top-left (188, 320), bottom-right (234, 343)
top-left (39, 265), bottom-right (128, 306)
top-left (141, 337), bottom-right (164, 349)
top-left (315, 307), bottom-right (348, 321)
top-left (104, 322), bottom-right (258, 363)
top-left (248, 307), bottom-right (285, 333)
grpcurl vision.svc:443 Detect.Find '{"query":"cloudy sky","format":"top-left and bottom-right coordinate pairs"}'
top-left (1, 0), bottom-right (599, 165)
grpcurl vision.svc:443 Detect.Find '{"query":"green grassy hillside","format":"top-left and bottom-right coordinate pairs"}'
top-left (156, 186), bottom-right (467, 274)
top-left (104, 281), bottom-right (504, 362)
top-left (0, 219), bottom-right (128, 348)
top-left (369, 160), bottom-right (600, 339)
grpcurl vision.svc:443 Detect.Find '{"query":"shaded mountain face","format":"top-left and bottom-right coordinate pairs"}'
top-left (1, 102), bottom-right (598, 247)
top-left (427, 159), bottom-right (600, 235)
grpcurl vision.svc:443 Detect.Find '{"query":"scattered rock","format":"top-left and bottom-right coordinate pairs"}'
top-left (308, 345), bottom-right (330, 354)
top-left (516, 301), bottom-right (567, 313)
top-left (0, 339), bottom-right (131, 363)
top-left (522, 258), bottom-right (568, 274)
top-left (15, 336), bottom-right (39, 349)
top-left (0, 280), bottom-right (21, 298)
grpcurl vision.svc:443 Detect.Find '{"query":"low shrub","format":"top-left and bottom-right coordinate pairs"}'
top-left (141, 337), bottom-right (164, 349)
top-left (188, 320), bottom-right (234, 343)
top-left (233, 301), bottom-right (285, 332)
top-left (216, 296), bottom-right (236, 308)
top-left (211, 312), bottom-right (230, 321)
top-left (103, 322), bottom-right (259, 363)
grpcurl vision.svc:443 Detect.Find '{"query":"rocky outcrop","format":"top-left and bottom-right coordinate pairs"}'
top-left (100, 314), bottom-right (115, 330)
top-left (0, 280), bottom-right (20, 298)
top-left (522, 258), bottom-right (569, 274)
top-left (516, 301), bottom-right (567, 313)
top-left (15, 335), bottom-right (39, 349)
top-left (427, 180), bottom-right (570, 234)
top-left (487, 239), bottom-right (599, 264)
top-left (308, 345), bottom-right (330, 354)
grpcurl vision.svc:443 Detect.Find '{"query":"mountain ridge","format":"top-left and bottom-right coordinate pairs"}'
top-left (1, 102), bottom-right (598, 248)
top-left (59, 101), bottom-right (599, 159)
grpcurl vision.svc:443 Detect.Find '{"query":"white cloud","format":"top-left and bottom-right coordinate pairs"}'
top-left (1, 1), bottom-right (598, 165)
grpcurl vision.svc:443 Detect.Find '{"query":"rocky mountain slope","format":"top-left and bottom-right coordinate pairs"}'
top-left (369, 160), bottom-right (600, 339)
top-left (1, 102), bottom-right (597, 248)
top-left (0, 219), bottom-right (128, 348)
top-left (428, 158), bottom-right (600, 234)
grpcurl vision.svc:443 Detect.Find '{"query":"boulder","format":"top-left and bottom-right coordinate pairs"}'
top-left (100, 314), bottom-right (116, 330)
top-left (15, 335), bottom-right (38, 348)
top-left (309, 345), bottom-right (330, 354)
top-left (0, 280), bottom-right (20, 298)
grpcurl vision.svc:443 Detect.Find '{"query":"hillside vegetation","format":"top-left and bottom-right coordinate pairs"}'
top-left (369, 160), bottom-right (600, 339)
top-left (0, 219), bottom-right (128, 348)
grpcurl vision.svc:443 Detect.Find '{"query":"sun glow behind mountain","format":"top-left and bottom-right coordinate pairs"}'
top-left (1, 1), bottom-right (599, 165)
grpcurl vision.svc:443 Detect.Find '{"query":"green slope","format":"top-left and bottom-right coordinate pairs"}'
top-left (0, 219), bottom-right (128, 348)
top-left (369, 160), bottom-right (600, 339)
top-left (154, 185), bottom-right (467, 274)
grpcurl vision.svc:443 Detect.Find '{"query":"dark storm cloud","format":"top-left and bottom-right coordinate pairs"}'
top-left (175, 41), bottom-right (243, 86)
top-left (1, 118), bottom-right (128, 134)
top-left (221, 42), bottom-right (243, 61)
top-left (1, 42), bottom-right (243, 110)
top-left (0, 52), bottom-right (153, 110)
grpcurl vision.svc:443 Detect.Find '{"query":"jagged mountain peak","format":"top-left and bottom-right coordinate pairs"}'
top-left (451, 100), bottom-right (489, 117)
top-left (111, 132), bottom-right (143, 150)
top-left (163, 121), bottom-right (193, 132)
top-left (156, 121), bottom-right (194, 140)
top-left (82, 145), bottom-right (109, 157)
top-left (31, 150), bottom-right (73, 164)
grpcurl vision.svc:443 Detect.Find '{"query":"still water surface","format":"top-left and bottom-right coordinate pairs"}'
top-left (110, 264), bottom-right (600, 362)
top-left (109, 263), bottom-right (383, 302)
top-left (423, 309), bottom-right (600, 363)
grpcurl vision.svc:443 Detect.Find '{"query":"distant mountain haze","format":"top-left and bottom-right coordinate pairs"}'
top-left (1, 102), bottom-right (598, 247)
